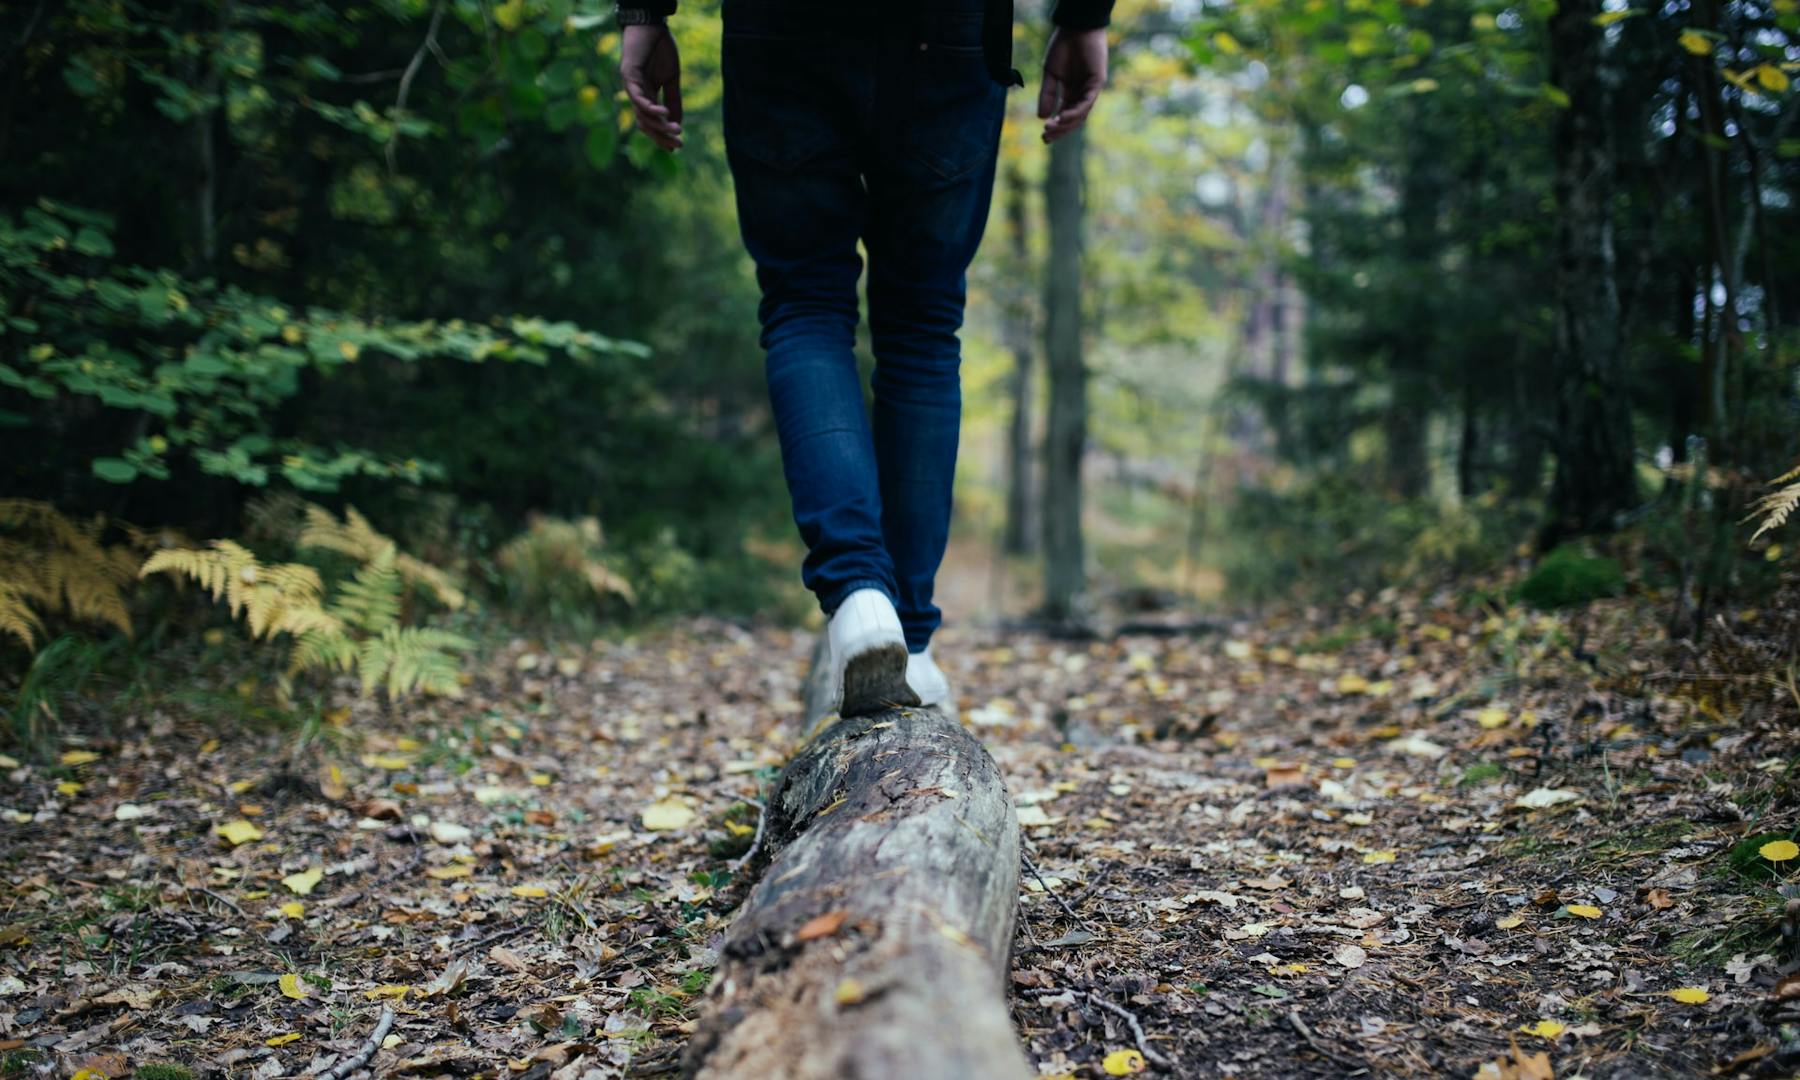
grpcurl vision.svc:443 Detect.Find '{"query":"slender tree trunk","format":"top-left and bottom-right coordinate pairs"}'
top-left (1386, 139), bottom-right (1439, 500)
top-left (1042, 130), bottom-right (1087, 623)
top-left (1544, 0), bottom-right (1636, 542)
top-left (1693, 0), bottom-right (1735, 459)
top-left (1002, 165), bottom-right (1036, 556)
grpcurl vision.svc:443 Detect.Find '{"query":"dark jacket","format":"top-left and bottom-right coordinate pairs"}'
top-left (621, 1), bottom-right (1116, 86)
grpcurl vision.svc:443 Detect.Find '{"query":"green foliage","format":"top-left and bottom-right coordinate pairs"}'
top-left (1, 634), bottom-right (118, 753)
top-left (1513, 546), bottom-right (1625, 611)
top-left (1723, 832), bottom-right (1799, 884)
top-left (1, 201), bottom-right (642, 497)
top-left (134, 1066), bottom-right (195, 1080)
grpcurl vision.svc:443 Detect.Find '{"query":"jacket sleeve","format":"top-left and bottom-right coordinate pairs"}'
top-left (1052, 0), bottom-right (1114, 30)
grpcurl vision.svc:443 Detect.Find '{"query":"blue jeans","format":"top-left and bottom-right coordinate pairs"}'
top-left (723, 0), bottom-right (1006, 653)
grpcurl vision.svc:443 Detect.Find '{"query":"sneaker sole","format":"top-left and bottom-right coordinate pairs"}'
top-left (840, 642), bottom-right (920, 717)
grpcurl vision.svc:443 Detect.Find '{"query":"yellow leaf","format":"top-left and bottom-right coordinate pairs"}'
top-left (641, 797), bottom-right (697, 832)
top-left (364, 984), bottom-right (412, 999)
top-left (426, 864), bottom-right (474, 880)
top-left (242, 890), bottom-right (269, 900)
top-left (1760, 839), bottom-right (1799, 862)
top-left (1669, 987), bottom-right (1710, 1004)
top-left (1475, 707), bottom-right (1509, 729)
top-left (214, 819), bottom-right (265, 847)
top-left (1102, 1049), bottom-right (1147, 1075)
top-left (279, 901), bottom-right (305, 919)
top-left (1756, 64), bottom-right (1790, 92)
top-left (1593, 9), bottom-right (1638, 25)
top-left (1678, 29), bottom-right (1714, 55)
top-left (1211, 31), bottom-right (1242, 56)
top-left (510, 885), bottom-right (549, 899)
top-left (0, 753), bottom-right (17, 769)
top-left (59, 749), bottom-right (101, 766)
top-left (1362, 850), bottom-right (1397, 865)
top-left (1496, 914), bottom-right (1525, 930)
top-left (1565, 904), bottom-right (1603, 919)
top-left (1336, 673), bottom-right (1370, 694)
top-left (278, 973), bottom-right (308, 1000)
top-left (55, 780), bottom-right (81, 797)
top-left (725, 820), bottom-right (755, 837)
top-left (266, 1032), bottom-right (303, 1046)
top-left (282, 868), bottom-right (323, 896)
top-left (365, 754), bottom-right (415, 771)
top-left (530, 773), bottom-right (552, 787)
top-left (1519, 1019), bottom-right (1565, 1039)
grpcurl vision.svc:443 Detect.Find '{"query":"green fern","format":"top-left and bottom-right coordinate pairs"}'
top-left (298, 504), bottom-right (465, 610)
top-left (357, 626), bottom-right (471, 698)
top-left (328, 548), bottom-right (403, 633)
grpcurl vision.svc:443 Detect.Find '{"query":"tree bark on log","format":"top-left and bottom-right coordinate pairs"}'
top-left (685, 645), bottom-right (1028, 1080)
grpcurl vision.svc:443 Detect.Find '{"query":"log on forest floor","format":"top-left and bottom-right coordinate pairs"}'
top-left (684, 645), bottom-right (1028, 1080)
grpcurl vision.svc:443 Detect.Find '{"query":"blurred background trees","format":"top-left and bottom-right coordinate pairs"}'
top-left (2, 0), bottom-right (1797, 728)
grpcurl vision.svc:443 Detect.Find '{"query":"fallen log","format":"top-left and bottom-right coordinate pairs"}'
top-left (685, 643), bottom-right (1029, 1079)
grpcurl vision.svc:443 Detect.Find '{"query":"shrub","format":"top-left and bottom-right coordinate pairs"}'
top-left (1513, 545), bottom-right (1625, 610)
top-left (493, 515), bottom-right (636, 625)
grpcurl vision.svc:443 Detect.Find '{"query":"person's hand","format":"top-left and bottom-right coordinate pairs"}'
top-left (1038, 26), bottom-right (1107, 144)
top-left (621, 23), bottom-right (683, 151)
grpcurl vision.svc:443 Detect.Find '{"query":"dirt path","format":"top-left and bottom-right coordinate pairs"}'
top-left (6, 594), bottom-right (1799, 1078)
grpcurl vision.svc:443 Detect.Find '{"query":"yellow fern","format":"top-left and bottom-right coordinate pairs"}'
top-left (298, 504), bottom-right (466, 610)
top-left (140, 542), bottom-right (342, 641)
top-left (0, 499), bottom-right (139, 647)
top-left (1748, 463), bottom-right (1800, 542)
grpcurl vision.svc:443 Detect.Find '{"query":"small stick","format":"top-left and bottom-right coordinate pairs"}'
top-left (729, 798), bottom-right (768, 873)
top-left (1019, 988), bottom-right (1171, 1070)
top-left (1287, 1008), bottom-right (1362, 1071)
top-left (318, 1005), bottom-right (395, 1080)
top-left (1084, 992), bottom-right (1172, 1070)
top-left (1021, 853), bottom-right (1092, 931)
top-left (183, 883), bottom-right (245, 919)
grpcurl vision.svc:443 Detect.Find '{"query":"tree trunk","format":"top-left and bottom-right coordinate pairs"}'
top-left (1002, 165), bottom-right (1036, 557)
top-left (1386, 139), bottom-right (1440, 500)
top-left (1544, 0), bottom-right (1636, 541)
top-left (686, 644), bottom-right (1028, 1080)
top-left (1042, 129), bottom-right (1087, 623)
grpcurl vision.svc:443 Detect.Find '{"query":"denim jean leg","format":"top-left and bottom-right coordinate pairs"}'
top-left (864, 28), bottom-right (1006, 652)
top-left (722, 25), bottom-right (898, 615)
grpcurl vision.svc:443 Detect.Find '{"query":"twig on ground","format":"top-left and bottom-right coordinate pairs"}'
top-left (1022, 852), bottom-right (1092, 931)
top-left (182, 883), bottom-right (245, 919)
top-left (1287, 1008), bottom-right (1363, 1072)
top-left (729, 797), bottom-right (768, 872)
top-left (319, 1005), bottom-right (395, 1080)
top-left (1020, 988), bottom-right (1171, 1070)
top-left (453, 921), bottom-right (531, 956)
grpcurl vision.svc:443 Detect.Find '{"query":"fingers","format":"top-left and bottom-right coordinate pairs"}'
top-left (1042, 78), bottom-right (1100, 143)
top-left (623, 72), bottom-right (683, 150)
top-left (1037, 72), bottom-right (1063, 121)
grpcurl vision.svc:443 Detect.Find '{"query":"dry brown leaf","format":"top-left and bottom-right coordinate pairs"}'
top-left (795, 909), bottom-right (849, 942)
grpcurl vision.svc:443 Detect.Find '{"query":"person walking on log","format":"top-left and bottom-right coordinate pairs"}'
top-left (618, 0), bottom-right (1110, 717)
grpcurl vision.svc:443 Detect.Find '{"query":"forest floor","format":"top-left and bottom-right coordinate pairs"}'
top-left (5, 575), bottom-right (1800, 1079)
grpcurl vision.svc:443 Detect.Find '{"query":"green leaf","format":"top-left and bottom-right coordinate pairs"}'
top-left (92, 457), bottom-right (139, 484)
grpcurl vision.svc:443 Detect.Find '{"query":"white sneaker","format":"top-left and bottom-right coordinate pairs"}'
top-left (906, 647), bottom-right (952, 710)
top-left (827, 589), bottom-right (918, 717)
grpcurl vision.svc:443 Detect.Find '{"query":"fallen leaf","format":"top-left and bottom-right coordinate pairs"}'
top-left (1102, 1049), bottom-right (1147, 1075)
top-left (113, 804), bottom-right (152, 821)
top-left (1519, 1019), bottom-right (1565, 1039)
top-left (1333, 943), bottom-right (1368, 969)
top-left (795, 910), bottom-right (848, 942)
top-left (490, 947), bottom-right (531, 974)
top-left (641, 797), bottom-right (696, 832)
top-left (510, 885), bottom-right (548, 899)
top-left (1496, 914), bottom-right (1525, 930)
top-left (1644, 888), bottom-right (1673, 909)
top-left (1362, 850), bottom-right (1397, 865)
top-left (835, 978), bottom-right (865, 1005)
top-left (1668, 987), bottom-right (1710, 1004)
top-left (1563, 904), bottom-right (1602, 919)
top-left (278, 974), bottom-right (307, 1000)
top-left (281, 868), bottom-right (323, 896)
top-left (214, 820), bottom-right (264, 847)
top-left (59, 750), bottom-right (101, 766)
top-left (265, 1033), bottom-right (302, 1047)
top-left (425, 864), bottom-right (474, 881)
top-left (1758, 839), bottom-right (1798, 863)
top-left (430, 821), bottom-right (473, 845)
top-left (1513, 788), bottom-right (1582, 810)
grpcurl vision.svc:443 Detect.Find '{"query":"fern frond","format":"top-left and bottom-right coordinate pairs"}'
top-left (358, 625), bottom-right (470, 698)
top-left (1749, 478), bottom-right (1800, 541)
top-left (0, 583), bottom-right (44, 648)
top-left (143, 542), bottom-right (333, 641)
top-left (298, 504), bottom-right (465, 610)
top-left (329, 547), bottom-right (403, 633)
top-left (1, 500), bottom-right (138, 644)
top-left (291, 625), bottom-right (357, 678)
